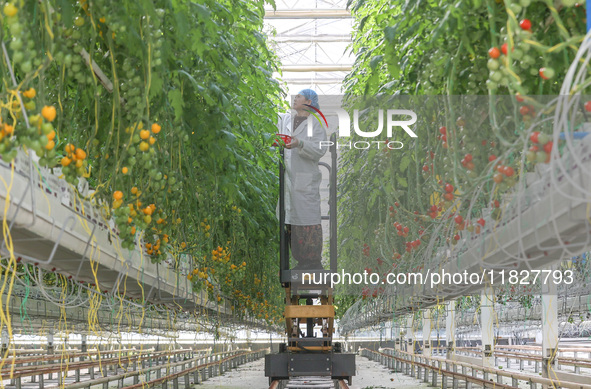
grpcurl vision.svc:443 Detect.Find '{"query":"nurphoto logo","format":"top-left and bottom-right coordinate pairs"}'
top-left (311, 108), bottom-right (418, 150)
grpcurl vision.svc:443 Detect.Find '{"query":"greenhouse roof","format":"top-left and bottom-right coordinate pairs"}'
top-left (264, 0), bottom-right (354, 96)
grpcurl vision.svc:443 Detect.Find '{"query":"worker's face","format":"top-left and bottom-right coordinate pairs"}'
top-left (292, 94), bottom-right (312, 111)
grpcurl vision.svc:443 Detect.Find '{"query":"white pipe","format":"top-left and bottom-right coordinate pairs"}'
top-left (265, 10), bottom-right (352, 19)
top-left (281, 64), bottom-right (352, 72)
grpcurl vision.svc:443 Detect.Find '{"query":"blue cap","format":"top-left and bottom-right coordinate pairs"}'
top-left (298, 89), bottom-right (320, 109)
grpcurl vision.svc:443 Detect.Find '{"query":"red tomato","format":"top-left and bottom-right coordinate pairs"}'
top-left (454, 215), bottom-right (463, 224)
top-left (444, 183), bottom-right (454, 193)
top-left (543, 141), bottom-right (553, 153)
top-left (488, 47), bottom-right (500, 59)
top-left (519, 19), bottom-right (532, 31)
top-left (585, 101), bottom-right (591, 112)
top-left (530, 131), bottom-right (540, 143)
top-left (539, 67), bottom-right (555, 80)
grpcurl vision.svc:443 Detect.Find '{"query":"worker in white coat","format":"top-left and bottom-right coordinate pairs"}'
top-left (276, 89), bottom-right (327, 270)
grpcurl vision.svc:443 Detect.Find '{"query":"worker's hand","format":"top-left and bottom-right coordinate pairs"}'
top-left (285, 137), bottom-right (299, 149)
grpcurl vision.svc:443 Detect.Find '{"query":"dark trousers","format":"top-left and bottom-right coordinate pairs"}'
top-left (286, 224), bottom-right (323, 270)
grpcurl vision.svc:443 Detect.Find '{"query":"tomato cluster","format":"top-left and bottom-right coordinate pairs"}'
top-left (526, 131), bottom-right (553, 164)
top-left (0, 0), bottom-right (286, 324)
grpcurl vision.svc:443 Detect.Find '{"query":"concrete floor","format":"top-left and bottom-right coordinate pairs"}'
top-left (195, 355), bottom-right (431, 389)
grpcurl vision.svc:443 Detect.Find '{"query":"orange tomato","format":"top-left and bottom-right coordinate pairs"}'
top-left (41, 106), bottom-right (57, 122)
top-left (23, 88), bottom-right (36, 98)
top-left (75, 148), bottom-right (86, 160)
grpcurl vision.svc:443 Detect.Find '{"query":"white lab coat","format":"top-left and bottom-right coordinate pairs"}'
top-left (276, 112), bottom-right (327, 225)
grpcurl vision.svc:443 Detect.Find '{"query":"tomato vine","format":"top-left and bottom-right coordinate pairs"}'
top-left (0, 0), bottom-right (285, 325)
top-left (336, 0), bottom-right (587, 315)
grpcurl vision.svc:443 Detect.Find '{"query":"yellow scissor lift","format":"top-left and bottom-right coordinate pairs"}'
top-left (265, 134), bottom-right (355, 385)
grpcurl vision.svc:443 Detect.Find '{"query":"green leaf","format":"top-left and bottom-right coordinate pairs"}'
top-left (369, 55), bottom-right (384, 70)
top-left (358, 15), bottom-right (370, 32)
top-left (58, 0), bottom-right (74, 27)
top-left (397, 175), bottom-right (408, 188)
top-left (399, 156), bottom-right (411, 172)
top-left (384, 26), bottom-right (396, 42)
top-left (173, 9), bottom-right (189, 37)
top-left (352, 0), bottom-right (368, 12)
top-left (192, 3), bottom-right (211, 20)
top-left (149, 74), bottom-right (164, 99)
top-left (168, 89), bottom-right (184, 121)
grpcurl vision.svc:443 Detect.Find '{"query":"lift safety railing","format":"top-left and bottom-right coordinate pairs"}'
top-left (279, 132), bottom-right (337, 286)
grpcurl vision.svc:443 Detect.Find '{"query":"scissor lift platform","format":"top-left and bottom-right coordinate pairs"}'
top-left (265, 135), bottom-right (355, 385)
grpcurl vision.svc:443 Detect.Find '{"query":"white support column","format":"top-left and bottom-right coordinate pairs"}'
top-left (423, 309), bottom-right (432, 357)
top-left (47, 330), bottom-right (54, 354)
top-left (394, 320), bottom-right (401, 351)
top-left (81, 334), bottom-right (88, 353)
top-left (446, 300), bottom-right (456, 360)
top-left (541, 270), bottom-right (558, 389)
top-left (407, 315), bottom-right (414, 353)
top-left (1, 327), bottom-right (9, 352)
top-left (481, 286), bottom-right (494, 369)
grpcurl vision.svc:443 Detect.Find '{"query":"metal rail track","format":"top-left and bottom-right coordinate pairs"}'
top-left (1, 349), bottom-right (254, 389)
